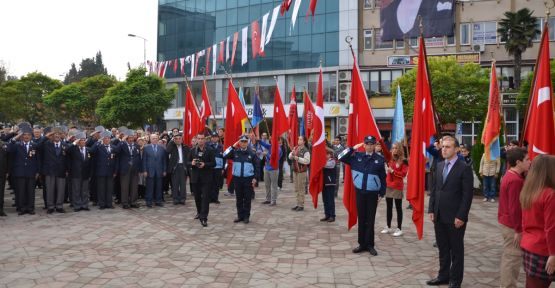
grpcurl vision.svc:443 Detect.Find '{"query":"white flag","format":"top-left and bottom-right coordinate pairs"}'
top-left (290, 0), bottom-right (302, 35)
top-left (241, 26), bottom-right (248, 66)
top-left (212, 44), bottom-right (217, 75)
top-left (266, 5), bottom-right (280, 46)
top-left (186, 55), bottom-right (194, 79)
top-left (226, 36), bottom-right (230, 62)
top-left (260, 12), bottom-right (269, 54)
top-left (179, 57), bottom-right (185, 75)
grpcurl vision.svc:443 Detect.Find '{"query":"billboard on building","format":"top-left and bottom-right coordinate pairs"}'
top-left (380, 0), bottom-right (455, 41)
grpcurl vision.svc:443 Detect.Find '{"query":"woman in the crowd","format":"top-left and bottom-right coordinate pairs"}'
top-left (381, 142), bottom-right (408, 237)
top-left (519, 155), bottom-right (555, 288)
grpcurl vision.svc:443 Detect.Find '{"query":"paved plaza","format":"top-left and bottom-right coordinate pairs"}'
top-left (0, 179), bottom-right (523, 287)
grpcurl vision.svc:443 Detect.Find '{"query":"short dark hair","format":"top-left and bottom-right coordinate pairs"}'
top-left (334, 136), bottom-right (341, 141)
top-left (441, 135), bottom-right (459, 147)
top-left (506, 147), bottom-right (527, 167)
top-left (509, 140), bottom-right (519, 146)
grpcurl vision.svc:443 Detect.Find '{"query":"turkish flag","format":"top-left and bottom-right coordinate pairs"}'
top-left (224, 80), bottom-right (249, 183)
top-left (288, 86), bottom-right (299, 149)
top-left (481, 62), bottom-right (502, 161)
top-left (270, 85), bottom-right (289, 169)
top-left (523, 23), bottom-right (555, 159)
top-left (199, 80), bottom-right (213, 124)
top-left (183, 86), bottom-right (202, 147)
top-left (406, 37), bottom-right (437, 239)
top-left (251, 20), bottom-right (265, 58)
top-left (307, 0), bottom-right (318, 18)
top-left (280, 0), bottom-right (292, 15)
top-left (343, 58), bottom-right (383, 230)
top-left (231, 32), bottom-right (239, 66)
top-left (205, 46), bottom-right (212, 76)
top-left (309, 68), bottom-right (326, 208)
top-left (218, 41), bottom-right (225, 63)
top-left (303, 91), bottom-right (315, 139)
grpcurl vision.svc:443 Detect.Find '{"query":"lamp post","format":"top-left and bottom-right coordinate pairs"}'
top-left (128, 33), bottom-right (147, 66)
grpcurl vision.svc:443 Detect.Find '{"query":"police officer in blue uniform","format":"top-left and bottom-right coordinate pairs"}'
top-left (223, 135), bottom-right (259, 224)
top-left (339, 135), bottom-right (386, 256)
top-left (209, 131), bottom-right (224, 204)
top-left (7, 125), bottom-right (41, 215)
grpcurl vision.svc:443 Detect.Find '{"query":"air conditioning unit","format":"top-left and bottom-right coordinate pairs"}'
top-left (338, 117), bottom-right (348, 135)
top-left (339, 82), bottom-right (351, 102)
top-left (338, 71), bottom-right (351, 82)
top-left (473, 44), bottom-right (485, 53)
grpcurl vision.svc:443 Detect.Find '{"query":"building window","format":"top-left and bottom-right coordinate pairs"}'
top-left (364, 30), bottom-right (373, 50)
top-left (472, 21), bottom-right (497, 45)
top-left (533, 17), bottom-right (555, 41)
top-left (375, 29), bottom-right (393, 49)
top-left (367, 70), bottom-right (403, 95)
top-left (395, 38), bottom-right (405, 49)
top-left (460, 23), bottom-right (471, 45)
top-left (363, 0), bottom-right (375, 9)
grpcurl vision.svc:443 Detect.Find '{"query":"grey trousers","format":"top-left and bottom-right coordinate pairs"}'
top-left (264, 169), bottom-right (278, 203)
top-left (120, 170), bottom-right (139, 206)
top-left (171, 164), bottom-right (187, 203)
top-left (71, 178), bottom-right (90, 209)
top-left (45, 175), bottom-right (66, 209)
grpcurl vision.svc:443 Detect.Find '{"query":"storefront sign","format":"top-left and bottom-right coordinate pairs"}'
top-left (502, 93), bottom-right (517, 106)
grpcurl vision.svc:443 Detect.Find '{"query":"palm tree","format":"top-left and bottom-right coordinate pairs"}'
top-left (497, 8), bottom-right (540, 89)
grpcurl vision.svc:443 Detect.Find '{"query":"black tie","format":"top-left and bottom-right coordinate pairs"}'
top-left (55, 143), bottom-right (61, 156)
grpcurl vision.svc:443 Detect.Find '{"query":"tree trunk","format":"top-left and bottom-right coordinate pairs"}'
top-left (514, 51), bottom-right (522, 89)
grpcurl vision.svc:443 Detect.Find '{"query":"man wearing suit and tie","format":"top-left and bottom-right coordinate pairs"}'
top-left (166, 133), bottom-right (189, 205)
top-left (90, 131), bottom-right (118, 209)
top-left (142, 134), bottom-right (167, 208)
top-left (188, 132), bottom-right (216, 227)
top-left (427, 135), bottom-right (473, 288)
top-left (7, 126), bottom-right (41, 215)
top-left (116, 130), bottom-right (141, 209)
top-left (68, 132), bottom-right (93, 212)
top-left (39, 128), bottom-right (70, 214)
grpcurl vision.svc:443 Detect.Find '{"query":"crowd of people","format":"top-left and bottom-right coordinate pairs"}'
top-left (0, 123), bottom-right (553, 287)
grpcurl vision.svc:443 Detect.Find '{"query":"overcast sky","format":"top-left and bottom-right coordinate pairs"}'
top-left (0, 0), bottom-right (158, 81)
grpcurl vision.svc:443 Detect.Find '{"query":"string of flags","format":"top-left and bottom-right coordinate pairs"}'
top-left (147, 0), bottom-right (318, 79)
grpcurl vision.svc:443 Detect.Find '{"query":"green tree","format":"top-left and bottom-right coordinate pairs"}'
top-left (0, 72), bottom-right (62, 125)
top-left (63, 51), bottom-right (108, 84)
top-left (392, 58), bottom-right (490, 125)
top-left (497, 8), bottom-right (540, 89)
top-left (96, 68), bottom-right (175, 128)
top-left (517, 60), bottom-right (555, 112)
top-left (45, 74), bottom-right (117, 126)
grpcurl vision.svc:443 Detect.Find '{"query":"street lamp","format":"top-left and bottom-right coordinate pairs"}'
top-left (128, 33), bottom-right (147, 66)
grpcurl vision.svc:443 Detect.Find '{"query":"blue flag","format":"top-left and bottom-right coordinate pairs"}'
top-left (391, 85), bottom-right (405, 144)
top-left (252, 91), bottom-right (264, 127)
top-left (238, 87), bottom-right (246, 107)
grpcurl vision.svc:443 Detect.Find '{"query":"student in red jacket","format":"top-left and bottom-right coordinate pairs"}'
top-left (520, 155), bottom-right (555, 287)
top-left (498, 147), bottom-right (530, 287)
top-left (380, 142), bottom-right (408, 237)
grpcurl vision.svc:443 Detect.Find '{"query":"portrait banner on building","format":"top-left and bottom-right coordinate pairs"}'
top-left (380, 0), bottom-right (455, 41)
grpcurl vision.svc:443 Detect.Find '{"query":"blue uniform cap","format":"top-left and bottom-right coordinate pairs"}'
top-left (239, 135), bottom-right (249, 141)
top-left (364, 135), bottom-right (377, 145)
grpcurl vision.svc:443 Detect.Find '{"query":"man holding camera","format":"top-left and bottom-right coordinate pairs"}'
top-left (188, 132), bottom-right (215, 227)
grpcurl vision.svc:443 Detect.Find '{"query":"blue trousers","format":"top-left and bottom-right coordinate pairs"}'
top-left (482, 176), bottom-right (496, 199)
top-left (322, 185), bottom-right (335, 218)
top-left (146, 176), bottom-right (163, 205)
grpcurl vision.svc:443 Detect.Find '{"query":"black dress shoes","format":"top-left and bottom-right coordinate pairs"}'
top-left (18, 211), bottom-right (26, 216)
top-left (0, 211), bottom-right (6, 217)
top-left (426, 278), bottom-right (450, 286)
top-left (320, 217), bottom-right (329, 222)
top-left (368, 247), bottom-right (378, 256)
top-left (47, 209), bottom-right (54, 214)
top-left (194, 214), bottom-right (200, 219)
top-left (27, 210), bottom-right (35, 215)
top-left (81, 207), bottom-right (90, 211)
top-left (327, 217), bottom-right (335, 222)
top-left (56, 208), bottom-right (66, 213)
top-left (448, 283), bottom-right (461, 288)
top-left (352, 246), bottom-right (367, 253)
top-left (200, 219), bottom-right (208, 227)
top-left (243, 218), bottom-right (250, 224)
top-left (233, 218), bottom-right (243, 223)
top-left (291, 206), bottom-right (299, 211)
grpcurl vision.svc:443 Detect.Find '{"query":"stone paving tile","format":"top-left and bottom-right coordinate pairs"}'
top-left (0, 181), bottom-right (525, 287)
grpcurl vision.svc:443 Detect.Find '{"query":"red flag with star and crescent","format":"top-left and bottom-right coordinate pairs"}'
top-left (309, 68), bottom-right (326, 209)
top-left (522, 22), bottom-right (555, 159)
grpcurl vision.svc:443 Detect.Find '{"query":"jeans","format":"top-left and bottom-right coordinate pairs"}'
top-left (482, 176), bottom-right (496, 199)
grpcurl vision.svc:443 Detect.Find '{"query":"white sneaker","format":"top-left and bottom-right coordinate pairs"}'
top-left (490, 198), bottom-right (495, 203)
top-left (392, 228), bottom-right (403, 237)
top-left (483, 198), bottom-right (488, 202)
top-left (380, 227), bottom-right (391, 234)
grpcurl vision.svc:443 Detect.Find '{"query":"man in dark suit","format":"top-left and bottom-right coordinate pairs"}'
top-left (90, 131), bottom-right (118, 209)
top-left (427, 135), bottom-right (473, 288)
top-left (142, 134), bottom-right (167, 208)
top-left (116, 131), bottom-right (141, 209)
top-left (166, 133), bottom-right (189, 205)
top-left (187, 132), bottom-right (215, 227)
top-left (7, 126), bottom-right (40, 215)
top-left (0, 138), bottom-right (8, 216)
top-left (86, 126), bottom-right (104, 205)
top-left (39, 128), bottom-right (70, 214)
top-left (67, 132), bottom-right (93, 211)
top-left (380, 0), bottom-right (455, 41)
